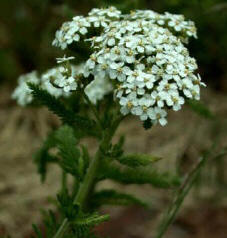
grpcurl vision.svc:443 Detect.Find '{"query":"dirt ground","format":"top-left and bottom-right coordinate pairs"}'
top-left (0, 86), bottom-right (227, 238)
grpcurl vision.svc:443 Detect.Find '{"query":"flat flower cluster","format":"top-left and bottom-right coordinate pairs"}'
top-left (12, 60), bottom-right (112, 106)
top-left (12, 62), bottom-right (79, 106)
top-left (13, 6), bottom-right (205, 126)
top-left (12, 71), bottom-right (40, 106)
top-left (52, 7), bottom-right (121, 50)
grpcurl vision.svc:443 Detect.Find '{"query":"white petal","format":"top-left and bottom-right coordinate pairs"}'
top-left (159, 118), bottom-right (167, 126)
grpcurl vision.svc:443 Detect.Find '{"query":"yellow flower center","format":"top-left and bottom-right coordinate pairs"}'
top-left (127, 101), bottom-right (133, 108)
top-left (143, 106), bottom-right (148, 112)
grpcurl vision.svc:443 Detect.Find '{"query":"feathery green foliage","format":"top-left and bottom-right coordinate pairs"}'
top-left (55, 126), bottom-right (85, 179)
top-left (28, 83), bottom-right (95, 129)
top-left (73, 213), bottom-right (109, 227)
top-left (34, 149), bottom-right (58, 182)
top-left (91, 189), bottom-right (147, 208)
top-left (100, 162), bottom-right (180, 188)
top-left (56, 189), bottom-right (109, 238)
top-left (57, 188), bottom-right (80, 221)
top-left (34, 131), bottom-right (58, 182)
top-left (32, 210), bottom-right (60, 238)
top-left (41, 210), bottom-right (59, 238)
top-left (116, 153), bottom-right (162, 167)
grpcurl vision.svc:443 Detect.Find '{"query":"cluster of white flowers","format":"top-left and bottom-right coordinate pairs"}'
top-left (52, 7), bottom-right (196, 50)
top-left (52, 7), bottom-right (121, 50)
top-left (13, 7), bottom-right (205, 126)
top-left (12, 58), bottom-right (80, 106)
top-left (12, 69), bottom-right (68, 106)
top-left (12, 71), bottom-right (40, 106)
top-left (12, 61), bottom-right (112, 106)
top-left (81, 7), bottom-right (204, 126)
top-left (130, 10), bottom-right (197, 43)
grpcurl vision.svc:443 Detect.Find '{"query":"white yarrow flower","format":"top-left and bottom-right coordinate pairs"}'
top-left (12, 71), bottom-right (40, 106)
top-left (13, 7), bottom-right (205, 127)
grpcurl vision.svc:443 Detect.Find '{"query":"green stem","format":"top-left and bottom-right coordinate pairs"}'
top-left (54, 116), bottom-right (123, 238)
top-left (75, 148), bottom-right (102, 207)
top-left (72, 178), bottom-right (79, 198)
top-left (155, 153), bottom-right (210, 238)
top-left (54, 149), bottom-right (101, 238)
top-left (54, 219), bottom-right (69, 238)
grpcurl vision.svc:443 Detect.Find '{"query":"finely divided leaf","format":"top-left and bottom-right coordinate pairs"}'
top-left (57, 188), bottom-right (80, 220)
top-left (73, 213), bottom-right (109, 227)
top-left (28, 83), bottom-right (95, 129)
top-left (91, 189), bottom-right (147, 208)
top-left (55, 125), bottom-right (84, 179)
top-left (100, 162), bottom-right (180, 188)
top-left (116, 153), bottom-right (162, 167)
top-left (34, 130), bottom-right (59, 182)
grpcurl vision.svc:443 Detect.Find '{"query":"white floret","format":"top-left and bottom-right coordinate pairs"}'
top-left (12, 71), bottom-right (40, 106)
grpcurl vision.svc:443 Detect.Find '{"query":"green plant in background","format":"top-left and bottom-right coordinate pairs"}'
top-left (12, 6), bottom-right (207, 238)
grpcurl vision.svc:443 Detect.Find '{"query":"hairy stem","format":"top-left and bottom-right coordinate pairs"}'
top-left (54, 147), bottom-right (102, 238)
top-left (54, 116), bottom-right (123, 238)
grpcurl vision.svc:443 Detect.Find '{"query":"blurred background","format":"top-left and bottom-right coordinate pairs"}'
top-left (0, 0), bottom-right (227, 237)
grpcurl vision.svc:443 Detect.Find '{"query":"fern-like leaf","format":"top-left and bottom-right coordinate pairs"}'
top-left (116, 153), bottom-right (162, 167)
top-left (100, 162), bottom-right (180, 188)
top-left (34, 130), bottom-right (58, 182)
top-left (73, 213), bottom-right (109, 227)
top-left (57, 188), bottom-right (80, 221)
top-left (28, 83), bottom-right (95, 129)
top-left (41, 210), bottom-right (59, 237)
top-left (55, 125), bottom-right (84, 179)
top-left (91, 189), bottom-right (147, 208)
